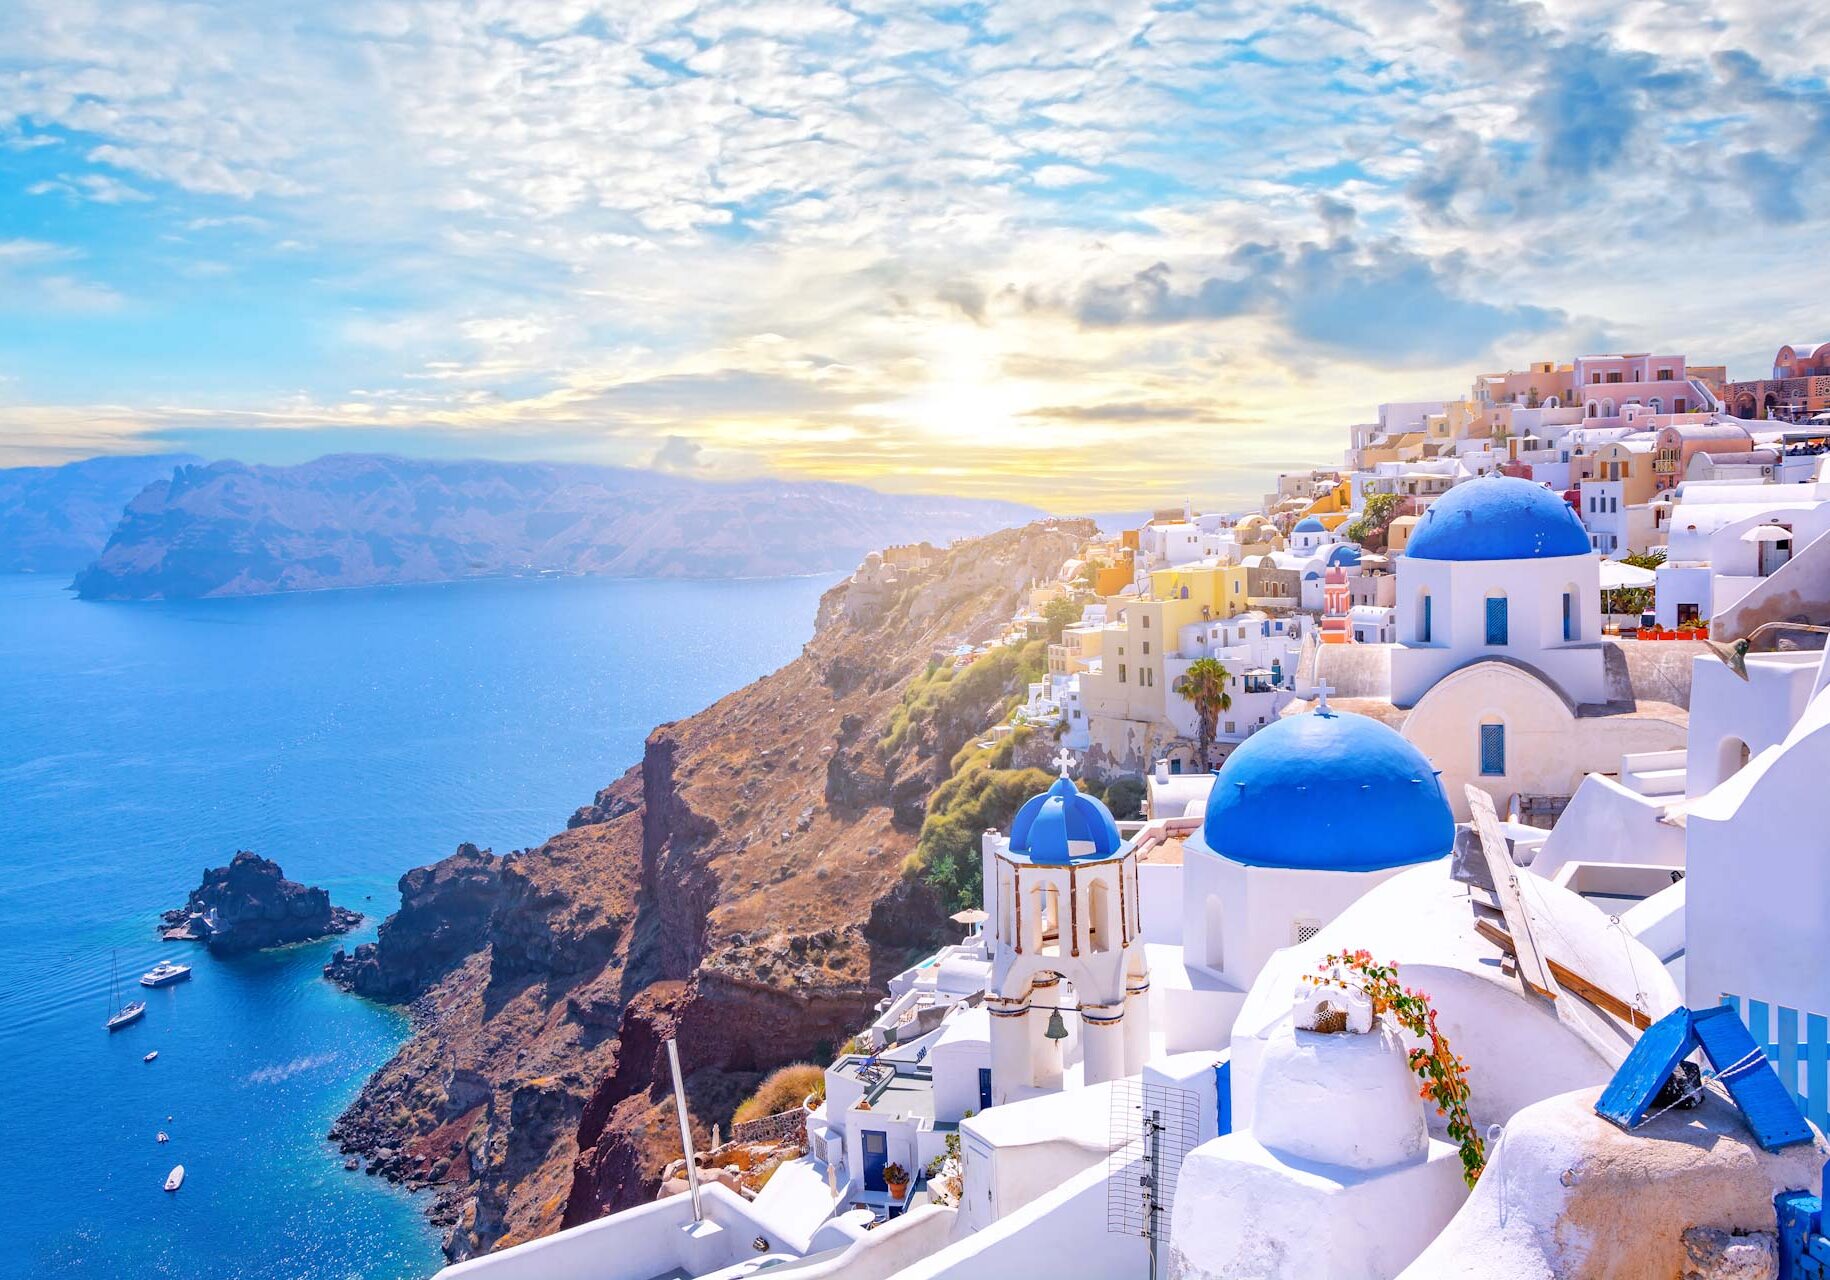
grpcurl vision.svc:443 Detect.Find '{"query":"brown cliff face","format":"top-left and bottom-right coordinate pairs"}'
top-left (329, 518), bottom-right (1092, 1259)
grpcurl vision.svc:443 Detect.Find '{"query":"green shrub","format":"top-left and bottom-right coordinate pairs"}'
top-left (733, 1063), bottom-right (826, 1124)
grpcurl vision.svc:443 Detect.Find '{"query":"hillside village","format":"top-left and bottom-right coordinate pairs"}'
top-left (429, 340), bottom-right (1830, 1280)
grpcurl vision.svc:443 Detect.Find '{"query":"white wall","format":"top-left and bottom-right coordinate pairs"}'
top-left (1390, 553), bottom-right (1605, 708)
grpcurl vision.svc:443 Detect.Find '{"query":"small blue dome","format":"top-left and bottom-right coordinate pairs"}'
top-left (1009, 774), bottom-right (1123, 864)
top-left (1293, 516), bottom-right (1326, 533)
top-left (1327, 544), bottom-right (1363, 568)
top-left (1406, 475), bottom-right (1590, 562)
top-left (1191, 710), bottom-right (1452, 872)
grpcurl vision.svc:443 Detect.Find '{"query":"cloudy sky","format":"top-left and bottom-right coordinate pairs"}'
top-left (2, 0), bottom-right (1827, 509)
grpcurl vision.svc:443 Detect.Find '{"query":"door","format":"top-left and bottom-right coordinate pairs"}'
top-left (861, 1130), bottom-right (888, 1192)
top-left (978, 1067), bottom-right (993, 1111)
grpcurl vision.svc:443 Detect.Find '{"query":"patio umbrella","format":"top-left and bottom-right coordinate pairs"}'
top-left (950, 908), bottom-right (988, 933)
top-left (1597, 560), bottom-right (1656, 589)
top-left (1740, 524), bottom-right (1793, 543)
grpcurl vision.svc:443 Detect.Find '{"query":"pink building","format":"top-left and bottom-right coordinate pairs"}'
top-left (1573, 354), bottom-right (1723, 419)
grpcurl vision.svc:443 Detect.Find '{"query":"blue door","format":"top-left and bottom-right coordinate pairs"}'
top-left (862, 1130), bottom-right (888, 1192)
top-left (978, 1067), bottom-right (993, 1111)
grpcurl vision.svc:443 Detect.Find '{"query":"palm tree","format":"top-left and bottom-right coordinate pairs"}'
top-left (1175, 657), bottom-right (1232, 769)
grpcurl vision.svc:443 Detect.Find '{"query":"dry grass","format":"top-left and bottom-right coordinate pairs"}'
top-left (732, 1063), bottom-right (825, 1124)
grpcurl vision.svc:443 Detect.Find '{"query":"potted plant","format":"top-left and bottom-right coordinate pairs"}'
top-left (882, 1162), bottom-right (909, 1201)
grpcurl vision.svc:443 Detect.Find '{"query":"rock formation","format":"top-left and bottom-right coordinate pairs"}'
top-left (163, 851), bottom-right (361, 954)
top-left (71, 453), bottom-right (1040, 599)
top-left (327, 518), bottom-right (1091, 1259)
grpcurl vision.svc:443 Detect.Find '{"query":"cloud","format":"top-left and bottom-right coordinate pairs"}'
top-left (1072, 237), bottom-right (1562, 365)
top-left (649, 435), bottom-right (705, 472)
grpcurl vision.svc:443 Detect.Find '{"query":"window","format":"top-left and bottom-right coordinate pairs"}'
top-left (1419, 592), bottom-right (1432, 643)
top-left (1293, 920), bottom-right (1322, 945)
top-left (1480, 723), bottom-right (1506, 776)
top-left (1657, 368), bottom-right (1674, 381)
top-left (1607, 372), bottom-right (1622, 383)
top-left (1142, 640), bottom-right (1150, 655)
top-left (1675, 398), bottom-right (1688, 413)
top-left (1142, 615), bottom-right (1150, 628)
top-left (1563, 592), bottom-right (1574, 641)
top-left (1485, 596), bottom-right (1509, 645)
top-left (1118, 664), bottom-right (1127, 683)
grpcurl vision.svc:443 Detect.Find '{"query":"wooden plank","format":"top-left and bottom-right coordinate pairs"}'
top-left (1692, 1004), bottom-right (1815, 1152)
top-left (1475, 918), bottom-right (1649, 1030)
top-left (1778, 1004), bottom-right (1800, 1116)
top-left (1806, 1013), bottom-right (1827, 1132)
top-left (1465, 786), bottom-right (1557, 1003)
top-left (1595, 1006), bottom-right (1697, 1130)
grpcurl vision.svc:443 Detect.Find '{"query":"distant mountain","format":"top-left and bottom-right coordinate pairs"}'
top-left (72, 454), bottom-right (1042, 600)
top-left (0, 453), bottom-right (199, 573)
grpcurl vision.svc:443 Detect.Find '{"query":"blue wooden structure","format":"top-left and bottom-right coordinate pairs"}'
top-left (1595, 1005), bottom-right (1813, 1152)
top-left (1723, 994), bottom-right (1830, 1134)
top-left (1214, 1060), bottom-right (1232, 1138)
top-left (1777, 1165), bottom-right (1830, 1280)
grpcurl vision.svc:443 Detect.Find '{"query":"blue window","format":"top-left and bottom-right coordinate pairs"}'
top-left (1480, 724), bottom-right (1506, 776)
top-left (1485, 596), bottom-right (1509, 645)
top-left (1420, 594), bottom-right (1432, 643)
top-left (1562, 592), bottom-right (1574, 641)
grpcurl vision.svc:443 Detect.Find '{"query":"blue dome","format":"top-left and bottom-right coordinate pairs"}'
top-left (1406, 475), bottom-right (1590, 562)
top-left (1293, 516), bottom-right (1326, 533)
top-left (1009, 774), bottom-right (1123, 864)
top-left (1191, 710), bottom-right (1452, 872)
top-left (1327, 544), bottom-right (1363, 568)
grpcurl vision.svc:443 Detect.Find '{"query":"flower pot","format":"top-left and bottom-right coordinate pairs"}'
top-left (885, 1179), bottom-right (908, 1201)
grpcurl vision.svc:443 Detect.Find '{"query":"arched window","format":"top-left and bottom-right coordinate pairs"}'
top-left (1088, 879), bottom-right (1112, 953)
top-left (1602, 397), bottom-right (1616, 417)
top-left (1587, 400), bottom-right (1599, 418)
top-left (1648, 397), bottom-right (1663, 414)
top-left (1562, 589), bottom-right (1575, 641)
top-left (1484, 593), bottom-right (1509, 645)
top-left (1418, 590), bottom-right (1433, 643)
top-left (1479, 721), bottom-right (1507, 777)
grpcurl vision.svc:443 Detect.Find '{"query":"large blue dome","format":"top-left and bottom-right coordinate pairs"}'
top-left (1405, 475), bottom-right (1590, 562)
top-left (1192, 710), bottom-right (1452, 872)
top-left (1326, 544), bottom-right (1363, 568)
top-left (1009, 774), bottom-right (1123, 864)
top-left (1293, 515), bottom-right (1326, 533)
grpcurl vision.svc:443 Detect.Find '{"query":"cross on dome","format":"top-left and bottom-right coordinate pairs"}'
top-left (1051, 746), bottom-right (1079, 777)
top-left (1311, 679), bottom-right (1335, 715)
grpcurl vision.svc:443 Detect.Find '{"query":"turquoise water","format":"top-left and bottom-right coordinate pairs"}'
top-left (0, 570), bottom-right (837, 1280)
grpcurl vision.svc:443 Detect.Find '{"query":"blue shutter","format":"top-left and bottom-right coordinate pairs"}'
top-left (1480, 724), bottom-right (1506, 776)
top-left (1562, 592), bottom-right (1573, 641)
top-left (1420, 594), bottom-right (1432, 643)
top-left (1485, 596), bottom-right (1509, 645)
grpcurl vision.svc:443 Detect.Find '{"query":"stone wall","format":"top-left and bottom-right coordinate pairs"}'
top-left (728, 1106), bottom-right (808, 1148)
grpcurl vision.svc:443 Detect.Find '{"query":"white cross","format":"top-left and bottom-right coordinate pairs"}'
top-left (1051, 746), bottom-right (1078, 777)
top-left (1310, 679), bottom-right (1335, 714)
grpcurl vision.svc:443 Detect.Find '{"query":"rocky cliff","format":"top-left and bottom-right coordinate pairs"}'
top-left (327, 518), bottom-right (1090, 1259)
top-left (0, 452), bottom-right (197, 572)
top-left (72, 453), bottom-right (1040, 599)
top-left (164, 851), bottom-right (361, 954)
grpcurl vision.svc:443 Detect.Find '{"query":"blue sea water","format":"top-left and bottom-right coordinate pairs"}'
top-left (0, 570), bottom-right (838, 1280)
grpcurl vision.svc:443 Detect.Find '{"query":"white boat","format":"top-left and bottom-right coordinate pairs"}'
top-left (164, 1165), bottom-right (184, 1192)
top-left (140, 960), bottom-right (192, 988)
top-left (144, 1050), bottom-right (159, 1063)
top-left (105, 952), bottom-right (146, 1031)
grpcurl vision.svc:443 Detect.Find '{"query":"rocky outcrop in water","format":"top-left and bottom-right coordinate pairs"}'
top-left (329, 518), bottom-right (1091, 1260)
top-left (163, 851), bottom-right (361, 954)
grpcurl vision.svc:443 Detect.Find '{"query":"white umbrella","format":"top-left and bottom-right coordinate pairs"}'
top-left (1740, 524), bottom-right (1793, 543)
top-left (1598, 560), bottom-right (1656, 589)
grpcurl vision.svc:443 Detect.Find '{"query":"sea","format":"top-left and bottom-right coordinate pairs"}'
top-left (0, 569), bottom-right (839, 1280)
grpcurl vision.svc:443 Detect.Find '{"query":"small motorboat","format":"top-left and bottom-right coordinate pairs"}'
top-left (164, 1165), bottom-right (184, 1192)
top-left (140, 960), bottom-right (193, 988)
top-left (144, 1051), bottom-right (159, 1063)
top-left (156, 1132), bottom-right (170, 1144)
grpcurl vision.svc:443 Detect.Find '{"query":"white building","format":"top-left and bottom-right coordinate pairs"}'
top-left (1654, 472), bottom-right (1830, 628)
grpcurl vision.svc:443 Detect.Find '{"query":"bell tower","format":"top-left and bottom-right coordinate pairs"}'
top-left (986, 752), bottom-right (1150, 1104)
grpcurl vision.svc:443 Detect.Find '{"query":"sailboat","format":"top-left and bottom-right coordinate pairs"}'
top-left (106, 951), bottom-right (146, 1031)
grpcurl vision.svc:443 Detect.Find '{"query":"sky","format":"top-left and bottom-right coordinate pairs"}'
top-left (2, 0), bottom-right (1828, 511)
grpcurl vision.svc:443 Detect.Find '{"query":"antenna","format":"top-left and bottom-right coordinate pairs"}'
top-left (1107, 1080), bottom-right (1200, 1280)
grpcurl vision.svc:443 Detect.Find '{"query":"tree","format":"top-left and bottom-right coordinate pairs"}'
top-left (1609, 548), bottom-right (1668, 618)
top-left (1344, 492), bottom-right (1403, 546)
top-left (1042, 595), bottom-right (1082, 642)
top-left (1174, 657), bottom-right (1232, 769)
